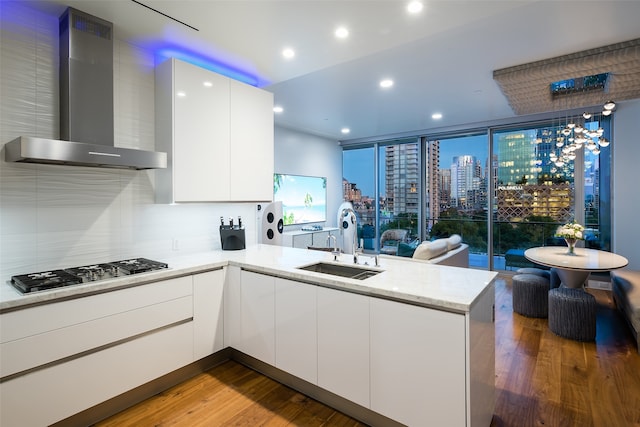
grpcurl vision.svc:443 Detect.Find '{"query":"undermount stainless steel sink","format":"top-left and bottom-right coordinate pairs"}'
top-left (297, 262), bottom-right (382, 280)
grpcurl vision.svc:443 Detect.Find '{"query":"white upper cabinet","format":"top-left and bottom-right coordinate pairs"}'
top-left (229, 79), bottom-right (274, 201)
top-left (155, 58), bottom-right (274, 203)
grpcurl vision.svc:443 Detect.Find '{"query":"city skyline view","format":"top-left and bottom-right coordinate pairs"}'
top-left (342, 135), bottom-right (489, 199)
top-left (342, 117), bottom-right (610, 255)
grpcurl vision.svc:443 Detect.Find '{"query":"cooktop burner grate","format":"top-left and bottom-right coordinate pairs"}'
top-left (109, 258), bottom-right (169, 275)
top-left (11, 270), bottom-right (83, 293)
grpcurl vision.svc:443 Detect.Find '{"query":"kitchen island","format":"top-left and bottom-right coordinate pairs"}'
top-left (0, 245), bottom-right (497, 427)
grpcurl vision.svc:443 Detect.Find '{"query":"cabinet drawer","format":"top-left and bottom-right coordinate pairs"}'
top-left (1, 295), bottom-right (193, 378)
top-left (0, 322), bottom-right (193, 427)
top-left (0, 276), bottom-right (192, 343)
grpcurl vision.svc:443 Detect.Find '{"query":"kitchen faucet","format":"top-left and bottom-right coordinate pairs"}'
top-left (354, 238), bottom-right (379, 267)
top-left (326, 234), bottom-right (340, 261)
top-left (339, 207), bottom-right (379, 267)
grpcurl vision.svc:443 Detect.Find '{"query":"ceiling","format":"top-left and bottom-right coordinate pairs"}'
top-left (19, 0), bottom-right (640, 141)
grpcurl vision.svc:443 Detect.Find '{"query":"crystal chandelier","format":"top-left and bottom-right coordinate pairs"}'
top-left (544, 101), bottom-right (615, 167)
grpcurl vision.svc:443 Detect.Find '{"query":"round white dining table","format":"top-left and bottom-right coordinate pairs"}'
top-left (524, 246), bottom-right (628, 289)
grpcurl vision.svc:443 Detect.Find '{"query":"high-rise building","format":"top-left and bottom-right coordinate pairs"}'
top-left (343, 178), bottom-right (361, 203)
top-left (384, 143), bottom-right (419, 216)
top-left (496, 184), bottom-right (574, 222)
top-left (496, 131), bottom-right (537, 186)
top-left (451, 155), bottom-right (478, 210)
top-left (494, 128), bottom-right (575, 221)
top-left (425, 139), bottom-right (440, 230)
top-left (438, 168), bottom-right (451, 210)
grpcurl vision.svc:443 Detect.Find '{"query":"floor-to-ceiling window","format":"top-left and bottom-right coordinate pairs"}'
top-left (491, 123), bottom-right (576, 269)
top-left (583, 117), bottom-right (612, 251)
top-left (378, 139), bottom-right (420, 242)
top-left (424, 134), bottom-right (488, 267)
top-left (342, 114), bottom-right (612, 270)
top-left (490, 116), bottom-right (612, 269)
top-left (342, 146), bottom-right (376, 250)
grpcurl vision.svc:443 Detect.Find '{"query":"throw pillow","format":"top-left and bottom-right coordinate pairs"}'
top-left (447, 234), bottom-right (462, 250)
top-left (412, 239), bottom-right (448, 260)
top-left (397, 240), bottom-right (419, 257)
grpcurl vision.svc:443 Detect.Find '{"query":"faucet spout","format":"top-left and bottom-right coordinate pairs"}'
top-left (327, 234), bottom-right (340, 261)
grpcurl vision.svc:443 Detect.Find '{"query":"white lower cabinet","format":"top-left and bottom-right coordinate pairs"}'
top-left (0, 265), bottom-right (493, 427)
top-left (275, 278), bottom-right (317, 384)
top-left (193, 269), bottom-right (225, 360)
top-left (239, 270), bottom-right (276, 365)
top-left (0, 276), bottom-right (195, 427)
top-left (1, 322), bottom-right (193, 427)
top-left (317, 286), bottom-right (370, 408)
top-left (223, 265), bottom-right (242, 349)
top-left (370, 298), bottom-right (466, 426)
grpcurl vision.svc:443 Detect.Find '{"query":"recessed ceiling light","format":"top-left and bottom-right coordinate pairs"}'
top-left (407, 1), bottom-right (423, 14)
top-left (203, 81), bottom-right (212, 87)
top-left (282, 48), bottom-right (295, 59)
top-left (379, 79), bottom-right (394, 88)
top-left (335, 27), bottom-right (349, 39)
top-left (432, 113), bottom-right (443, 120)
top-left (273, 106), bottom-right (284, 113)
top-left (341, 127), bottom-right (351, 134)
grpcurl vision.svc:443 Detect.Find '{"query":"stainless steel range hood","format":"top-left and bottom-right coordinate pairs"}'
top-left (4, 7), bottom-right (166, 170)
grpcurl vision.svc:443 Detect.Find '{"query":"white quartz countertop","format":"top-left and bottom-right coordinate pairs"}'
top-left (1, 245), bottom-right (497, 313)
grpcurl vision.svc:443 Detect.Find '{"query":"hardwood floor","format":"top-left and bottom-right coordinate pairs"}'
top-left (493, 275), bottom-right (640, 427)
top-left (97, 275), bottom-right (640, 427)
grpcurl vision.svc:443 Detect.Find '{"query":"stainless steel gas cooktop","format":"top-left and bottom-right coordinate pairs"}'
top-left (10, 258), bottom-right (168, 294)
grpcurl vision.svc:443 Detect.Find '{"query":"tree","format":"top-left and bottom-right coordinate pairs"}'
top-left (273, 173), bottom-right (283, 194)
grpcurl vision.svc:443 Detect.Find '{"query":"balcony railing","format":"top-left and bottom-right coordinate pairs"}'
top-left (428, 217), bottom-right (602, 270)
top-left (355, 211), bottom-right (603, 270)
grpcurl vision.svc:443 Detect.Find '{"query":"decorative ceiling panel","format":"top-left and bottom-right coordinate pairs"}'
top-left (493, 38), bottom-right (640, 115)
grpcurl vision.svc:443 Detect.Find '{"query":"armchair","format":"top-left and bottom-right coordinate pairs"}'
top-left (380, 229), bottom-right (409, 255)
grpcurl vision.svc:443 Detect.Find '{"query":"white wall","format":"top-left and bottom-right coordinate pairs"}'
top-left (274, 125), bottom-right (342, 229)
top-left (0, 3), bottom-right (258, 279)
top-left (613, 99), bottom-right (640, 269)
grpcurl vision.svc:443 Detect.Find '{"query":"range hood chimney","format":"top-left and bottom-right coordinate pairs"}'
top-left (4, 7), bottom-right (166, 170)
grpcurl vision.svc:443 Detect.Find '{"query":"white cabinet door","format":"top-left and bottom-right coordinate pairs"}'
top-left (229, 79), bottom-right (274, 201)
top-left (156, 59), bottom-right (273, 203)
top-left (173, 59), bottom-right (230, 202)
top-left (467, 284), bottom-right (496, 427)
top-left (275, 278), bottom-right (317, 384)
top-left (156, 58), bottom-right (230, 203)
top-left (193, 270), bottom-right (225, 360)
top-left (1, 277), bottom-right (193, 378)
top-left (370, 298), bottom-right (466, 427)
top-left (240, 270), bottom-right (275, 364)
top-left (317, 287), bottom-right (370, 408)
top-left (224, 265), bottom-right (242, 349)
top-left (0, 322), bottom-right (192, 427)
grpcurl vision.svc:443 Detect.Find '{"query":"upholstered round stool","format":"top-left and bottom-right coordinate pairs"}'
top-left (512, 273), bottom-right (551, 318)
top-left (548, 288), bottom-right (597, 341)
top-left (517, 267), bottom-right (551, 280)
top-left (516, 267), bottom-right (561, 289)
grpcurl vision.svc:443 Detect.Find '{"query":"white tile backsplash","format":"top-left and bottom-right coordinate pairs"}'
top-left (0, 2), bottom-right (259, 281)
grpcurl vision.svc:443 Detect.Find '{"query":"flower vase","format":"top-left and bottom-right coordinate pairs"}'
top-left (565, 238), bottom-right (576, 255)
